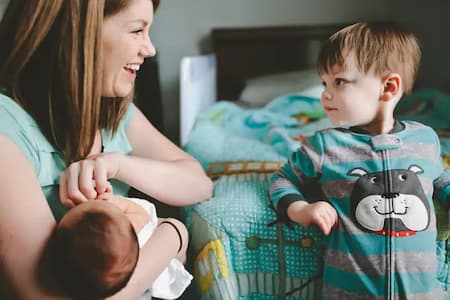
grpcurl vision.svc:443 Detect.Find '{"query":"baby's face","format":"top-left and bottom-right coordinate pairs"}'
top-left (319, 54), bottom-right (384, 129)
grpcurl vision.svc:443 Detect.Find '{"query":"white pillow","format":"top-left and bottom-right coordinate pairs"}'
top-left (238, 69), bottom-right (322, 106)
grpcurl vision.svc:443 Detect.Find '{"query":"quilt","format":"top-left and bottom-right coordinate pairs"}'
top-left (184, 89), bottom-right (450, 299)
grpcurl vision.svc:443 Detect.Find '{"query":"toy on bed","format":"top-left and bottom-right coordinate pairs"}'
top-left (179, 25), bottom-right (450, 300)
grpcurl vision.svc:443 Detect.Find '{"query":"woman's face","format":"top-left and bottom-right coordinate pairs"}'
top-left (101, 0), bottom-right (156, 98)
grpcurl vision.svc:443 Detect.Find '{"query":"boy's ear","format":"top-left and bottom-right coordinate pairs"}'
top-left (380, 73), bottom-right (401, 102)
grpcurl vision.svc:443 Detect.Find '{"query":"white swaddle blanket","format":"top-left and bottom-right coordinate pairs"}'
top-left (128, 198), bottom-right (193, 300)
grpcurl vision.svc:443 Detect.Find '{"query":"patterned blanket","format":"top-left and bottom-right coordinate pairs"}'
top-left (184, 89), bottom-right (450, 299)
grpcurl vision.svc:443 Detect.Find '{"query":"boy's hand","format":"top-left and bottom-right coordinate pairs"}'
top-left (287, 201), bottom-right (338, 235)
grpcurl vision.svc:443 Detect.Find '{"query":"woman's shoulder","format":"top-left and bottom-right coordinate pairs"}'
top-left (0, 94), bottom-right (40, 146)
top-left (0, 93), bottom-right (53, 147)
top-left (0, 93), bottom-right (58, 170)
top-left (0, 93), bottom-right (36, 127)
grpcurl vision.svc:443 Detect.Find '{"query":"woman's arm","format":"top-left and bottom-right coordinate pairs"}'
top-left (60, 107), bottom-right (213, 207)
top-left (0, 135), bottom-right (68, 299)
top-left (0, 135), bottom-right (189, 299)
top-left (121, 107), bottom-right (213, 205)
top-left (108, 218), bottom-right (188, 300)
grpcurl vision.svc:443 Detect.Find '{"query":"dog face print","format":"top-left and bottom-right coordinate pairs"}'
top-left (348, 165), bottom-right (430, 236)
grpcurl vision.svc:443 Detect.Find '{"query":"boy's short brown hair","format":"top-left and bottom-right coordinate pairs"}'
top-left (317, 22), bottom-right (421, 94)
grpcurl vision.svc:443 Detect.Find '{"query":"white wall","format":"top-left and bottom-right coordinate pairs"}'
top-left (151, 0), bottom-right (393, 142)
top-left (393, 0), bottom-right (450, 92)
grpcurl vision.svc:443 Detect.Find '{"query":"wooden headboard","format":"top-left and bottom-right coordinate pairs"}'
top-left (212, 24), bottom-right (347, 100)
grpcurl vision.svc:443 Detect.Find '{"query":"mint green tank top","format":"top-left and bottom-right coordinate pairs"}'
top-left (0, 93), bottom-right (135, 221)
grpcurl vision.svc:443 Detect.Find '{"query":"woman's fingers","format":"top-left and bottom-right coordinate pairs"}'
top-left (65, 163), bottom-right (90, 205)
top-left (60, 160), bottom-right (96, 206)
top-left (59, 154), bottom-right (114, 207)
top-left (93, 158), bottom-right (108, 194)
top-left (59, 172), bottom-right (75, 208)
top-left (78, 160), bottom-right (97, 200)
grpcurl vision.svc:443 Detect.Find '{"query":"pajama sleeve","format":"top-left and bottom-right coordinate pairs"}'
top-left (269, 132), bottom-right (324, 223)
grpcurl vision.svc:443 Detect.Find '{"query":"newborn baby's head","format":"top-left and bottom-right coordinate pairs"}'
top-left (52, 200), bottom-right (139, 299)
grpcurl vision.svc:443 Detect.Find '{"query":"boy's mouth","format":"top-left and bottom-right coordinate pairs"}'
top-left (324, 106), bottom-right (338, 112)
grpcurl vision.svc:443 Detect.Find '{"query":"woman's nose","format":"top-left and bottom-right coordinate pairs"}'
top-left (140, 35), bottom-right (156, 58)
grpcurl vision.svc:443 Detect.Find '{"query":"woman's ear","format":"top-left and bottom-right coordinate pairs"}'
top-left (380, 73), bottom-right (401, 102)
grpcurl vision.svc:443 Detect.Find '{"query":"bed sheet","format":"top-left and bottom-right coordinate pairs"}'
top-left (184, 94), bottom-right (329, 300)
top-left (183, 89), bottom-right (450, 299)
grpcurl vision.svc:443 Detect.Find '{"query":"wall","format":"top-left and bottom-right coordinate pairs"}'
top-left (2, 1), bottom-right (446, 143)
top-left (151, 0), bottom-right (393, 142)
top-left (0, 0), bottom-right (6, 18)
top-left (393, 0), bottom-right (450, 92)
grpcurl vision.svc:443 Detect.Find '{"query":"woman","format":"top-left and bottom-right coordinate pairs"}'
top-left (0, 0), bottom-right (212, 298)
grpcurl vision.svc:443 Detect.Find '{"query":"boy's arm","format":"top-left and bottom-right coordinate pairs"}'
top-left (270, 133), bottom-right (326, 224)
top-left (270, 133), bottom-right (338, 234)
top-left (113, 196), bottom-right (150, 232)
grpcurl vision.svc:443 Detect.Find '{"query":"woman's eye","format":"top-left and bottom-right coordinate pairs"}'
top-left (131, 29), bottom-right (144, 34)
top-left (321, 81), bottom-right (327, 87)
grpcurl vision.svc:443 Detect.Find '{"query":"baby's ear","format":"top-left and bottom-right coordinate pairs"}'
top-left (380, 73), bottom-right (401, 101)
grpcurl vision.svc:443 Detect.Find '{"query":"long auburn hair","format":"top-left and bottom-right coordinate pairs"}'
top-left (0, 0), bottom-right (159, 163)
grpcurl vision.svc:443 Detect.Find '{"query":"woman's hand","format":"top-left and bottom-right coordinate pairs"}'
top-left (59, 153), bottom-right (121, 208)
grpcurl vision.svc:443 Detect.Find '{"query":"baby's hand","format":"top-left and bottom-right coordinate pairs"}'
top-left (288, 201), bottom-right (338, 235)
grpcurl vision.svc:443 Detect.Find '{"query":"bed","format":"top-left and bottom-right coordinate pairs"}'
top-left (178, 24), bottom-right (450, 300)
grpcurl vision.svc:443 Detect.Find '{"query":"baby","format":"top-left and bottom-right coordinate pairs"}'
top-left (51, 184), bottom-right (192, 299)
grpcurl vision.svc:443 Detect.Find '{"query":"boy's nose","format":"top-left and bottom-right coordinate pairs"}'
top-left (321, 90), bottom-right (332, 101)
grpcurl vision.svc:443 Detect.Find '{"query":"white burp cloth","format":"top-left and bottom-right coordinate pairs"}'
top-left (127, 198), bottom-right (193, 300)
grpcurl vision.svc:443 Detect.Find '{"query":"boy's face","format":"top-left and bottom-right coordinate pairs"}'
top-left (319, 54), bottom-right (384, 128)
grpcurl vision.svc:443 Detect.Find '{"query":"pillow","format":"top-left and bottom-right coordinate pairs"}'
top-left (238, 69), bottom-right (322, 107)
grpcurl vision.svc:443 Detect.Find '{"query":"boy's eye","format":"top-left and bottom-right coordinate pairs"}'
top-left (335, 78), bottom-right (345, 86)
top-left (321, 81), bottom-right (327, 87)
